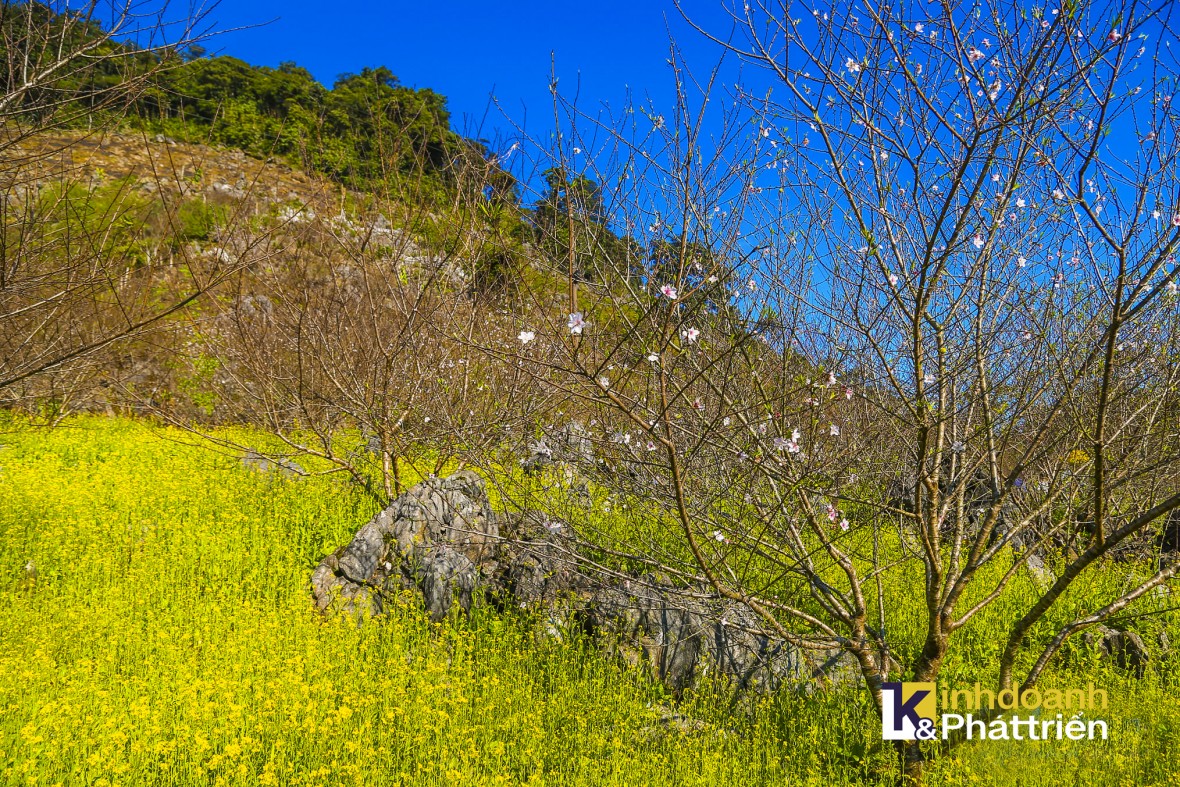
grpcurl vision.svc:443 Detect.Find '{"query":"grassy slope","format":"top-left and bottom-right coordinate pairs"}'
top-left (1, 415), bottom-right (1178, 786)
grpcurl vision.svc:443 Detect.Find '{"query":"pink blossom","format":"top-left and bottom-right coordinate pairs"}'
top-left (660, 284), bottom-right (679, 300)
top-left (682, 327), bottom-right (700, 343)
top-left (568, 312), bottom-right (586, 335)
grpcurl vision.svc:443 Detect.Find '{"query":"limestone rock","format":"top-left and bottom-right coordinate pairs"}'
top-left (311, 471), bottom-right (858, 695)
top-left (1083, 625), bottom-right (1150, 677)
top-left (310, 470), bottom-right (497, 621)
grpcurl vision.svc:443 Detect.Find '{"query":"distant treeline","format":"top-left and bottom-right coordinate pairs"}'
top-left (136, 55), bottom-right (517, 201)
top-left (0, 3), bottom-right (514, 201)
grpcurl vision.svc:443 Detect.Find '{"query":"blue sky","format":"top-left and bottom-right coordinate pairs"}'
top-left (199, 1), bottom-right (733, 140)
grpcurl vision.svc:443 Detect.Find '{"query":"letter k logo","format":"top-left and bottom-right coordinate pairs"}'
top-left (881, 682), bottom-right (936, 740)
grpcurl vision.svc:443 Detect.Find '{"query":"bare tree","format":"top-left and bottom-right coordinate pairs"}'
top-left (0, 0), bottom-right (231, 405)
top-left (164, 133), bottom-right (553, 501)
top-left (497, 0), bottom-right (1180, 781)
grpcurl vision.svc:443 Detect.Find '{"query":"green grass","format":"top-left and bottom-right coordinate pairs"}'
top-left (1, 415), bottom-right (1179, 786)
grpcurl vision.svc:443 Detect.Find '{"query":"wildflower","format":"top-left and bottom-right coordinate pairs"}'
top-left (826, 504), bottom-right (839, 522)
top-left (1017, 256), bottom-right (1027, 267)
top-left (846, 57), bottom-right (862, 73)
top-left (568, 312), bottom-right (586, 334)
top-left (647, 441), bottom-right (658, 451)
top-left (830, 424), bottom-right (840, 436)
top-left (660, 284), bottom-right (679, 300)
top-left (967, 46), bottom-right (985, 63)
top-left (682, 327), bottom-right (700, 343)
top-left (1016, 198), bottom-right (1026, 208)
top-left (1052, 188), bottom-right (1065, 200)
top-left (888, 273), bottom-right (899, 286)
top-left (518, 330), bottom-right (536, 344)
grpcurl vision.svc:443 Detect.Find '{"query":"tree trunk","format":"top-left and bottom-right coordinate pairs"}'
top-left (897, 741), bottom-right (925, 786)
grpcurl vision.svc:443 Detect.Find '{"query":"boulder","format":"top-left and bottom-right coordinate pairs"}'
top-left (1082, 625), bottom-right (1151, 677)
top-left (311, 471), bottom-right (858, 695)
top-left (310, 471), bottom-right (497, 620)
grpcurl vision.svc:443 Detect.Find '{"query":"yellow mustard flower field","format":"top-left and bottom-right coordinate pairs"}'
top-left (2, 416), bottom-right (1179, 786)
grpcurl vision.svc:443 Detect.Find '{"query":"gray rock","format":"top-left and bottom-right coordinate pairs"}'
top-left (311, 471), bottom-right (857, 695)
top-left (310, 470), bottom-right (497, 621)
top-left (241, 450), bottom-right (304, 478)
top-left (1083, 625), bottom-right (1150, 677)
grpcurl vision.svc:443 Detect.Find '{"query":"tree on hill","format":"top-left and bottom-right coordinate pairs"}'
top-left (0, 0), bottom-right (252, 405)
top-left (507, 1), bottom-right (1180, 782)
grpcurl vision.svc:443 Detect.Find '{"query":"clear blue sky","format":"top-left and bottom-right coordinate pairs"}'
top-left (199, 1), bottom-right (735, 140)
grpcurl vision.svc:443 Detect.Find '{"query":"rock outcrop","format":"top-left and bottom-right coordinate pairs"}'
top-left (311, 471), bottom-right (858, 696)
top-left (311, 471), bottom-right (496, 620)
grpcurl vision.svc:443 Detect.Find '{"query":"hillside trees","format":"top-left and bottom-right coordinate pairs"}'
top-left (136, 56), bottom-right (514, 202)
top-left (501, 1), bottom-right (1180, 782)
